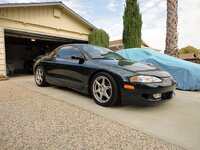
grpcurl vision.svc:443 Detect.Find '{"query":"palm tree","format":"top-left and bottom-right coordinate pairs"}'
top-left (164, 0), bottom-right (178, 57)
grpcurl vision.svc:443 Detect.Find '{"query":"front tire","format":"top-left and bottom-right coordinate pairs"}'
top-left (90, 72), bottom-right (119, 107)
top-left (34, 66), bottom-right (47, 87)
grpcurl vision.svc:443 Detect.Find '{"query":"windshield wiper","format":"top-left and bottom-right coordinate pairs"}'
top-left (116, 58), bottom-right (127, 60)
top-left (92, 57), bottom-right (111, 60)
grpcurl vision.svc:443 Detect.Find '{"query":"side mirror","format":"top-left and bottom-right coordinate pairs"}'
top-left (71, 55), bottom-right (84, 60)
top-left (71, 55), bottom-right (85, 64)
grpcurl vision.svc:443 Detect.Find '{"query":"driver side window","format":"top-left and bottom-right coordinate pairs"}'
top-left (56, 46), bottom-right (82, 59)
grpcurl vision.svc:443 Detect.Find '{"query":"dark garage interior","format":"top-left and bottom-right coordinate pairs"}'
top-left (5, 30), bottom-right (87, 76)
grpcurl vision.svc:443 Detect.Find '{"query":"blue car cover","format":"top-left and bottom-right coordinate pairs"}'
top-left (117, 48), bottom-right (200, 90)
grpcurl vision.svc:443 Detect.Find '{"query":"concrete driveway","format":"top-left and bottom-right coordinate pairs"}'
top-left (9, 76), bottom-right (200, 150)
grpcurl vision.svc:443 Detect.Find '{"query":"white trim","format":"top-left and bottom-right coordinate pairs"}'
top-left (2, 28), bottom-right (6, 76)
top-left (4, 27), bottom-right (87, 41)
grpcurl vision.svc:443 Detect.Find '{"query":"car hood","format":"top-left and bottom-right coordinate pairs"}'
top-left (94, 59), bottom-right (156, 71)
top-left (94, 59), bottom-right (171, 77)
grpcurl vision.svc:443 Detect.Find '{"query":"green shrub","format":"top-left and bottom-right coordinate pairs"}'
top-left (179, 46), bottom-right (200, 55)
top-left (89, 29), bottom-right (109, 48)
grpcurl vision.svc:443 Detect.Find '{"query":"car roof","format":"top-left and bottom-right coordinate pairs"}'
top-left (62, 43), bottom-right (106, 48)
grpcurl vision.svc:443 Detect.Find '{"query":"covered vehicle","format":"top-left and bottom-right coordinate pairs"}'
top-left (34, 44), bottom-right (176, 107)
top-left (117, 48), bottom-right (200, 90)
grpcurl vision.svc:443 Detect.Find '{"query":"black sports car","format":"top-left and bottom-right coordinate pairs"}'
top-left (34, 44), bottom-right (176, 107)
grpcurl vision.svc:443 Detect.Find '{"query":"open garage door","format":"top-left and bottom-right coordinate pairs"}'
top-left (5, 29), bottom-right (87, 76)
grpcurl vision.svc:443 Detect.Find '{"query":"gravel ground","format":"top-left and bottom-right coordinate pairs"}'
top-left (0, 81), bottom-right (183, 150)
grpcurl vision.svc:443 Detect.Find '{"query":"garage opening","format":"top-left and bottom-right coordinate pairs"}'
top-left (5, 29), bottom-right (87, 76)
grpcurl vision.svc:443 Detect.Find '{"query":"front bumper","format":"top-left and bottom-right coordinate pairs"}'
top-left (120, 82), bottom-right (176, 105)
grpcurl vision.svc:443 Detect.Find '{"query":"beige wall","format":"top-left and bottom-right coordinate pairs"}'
top-left (0, 6), bottom-right (92, 40)
top-left (0, 5), bottom-right (94, 75)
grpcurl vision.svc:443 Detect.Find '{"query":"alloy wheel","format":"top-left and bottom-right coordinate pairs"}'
top-left (92, 76), bottom-right (112, 103)
top-left (35, 67), bottom-right (43, 85)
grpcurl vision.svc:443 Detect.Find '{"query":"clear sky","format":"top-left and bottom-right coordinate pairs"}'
top-left (0, 0), bottom-right (199, 50)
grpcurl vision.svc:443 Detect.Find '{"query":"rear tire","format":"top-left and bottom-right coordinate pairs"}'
top-left (90, 72), bottom-right (119, 107)
top-left (34, 66), bottom-right (47, 87)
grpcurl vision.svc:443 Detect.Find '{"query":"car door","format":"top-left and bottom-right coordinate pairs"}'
top-left (52, 46), bottom-right (87, 90)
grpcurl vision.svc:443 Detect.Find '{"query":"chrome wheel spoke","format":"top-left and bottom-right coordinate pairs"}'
top-left (99, 93), bottom-right (103, 100)
top-left (95, 81), bottom-right (101, 87)
top-left (102, 77), bottom-right (105, 86)
top-left (105, 85), bottom-right (111, 90)
top-left (104, 92), bottom-right (110, 99)
top-left (94, 89), bottom-right (100, 93)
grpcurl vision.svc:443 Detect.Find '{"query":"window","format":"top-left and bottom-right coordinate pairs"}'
top-left (81, 45), bottom-right (124, 60)
top-left (56, 46), bottom-right (82, 59)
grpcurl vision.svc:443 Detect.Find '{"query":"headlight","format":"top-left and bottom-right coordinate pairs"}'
top-left (130, 75), bottom-right (162, 83)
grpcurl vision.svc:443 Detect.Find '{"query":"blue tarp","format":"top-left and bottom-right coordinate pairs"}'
top-left (117, 48), bottom-right (200, 90)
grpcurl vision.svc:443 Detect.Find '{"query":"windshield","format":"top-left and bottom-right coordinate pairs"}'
top-left (81, 45), bottom-right (125, 60)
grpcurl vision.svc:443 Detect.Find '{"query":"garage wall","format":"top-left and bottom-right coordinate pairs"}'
top-left (0, 27), bottom-right (6, 76)
top-left (0, 6), bottom-right (93, 41)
